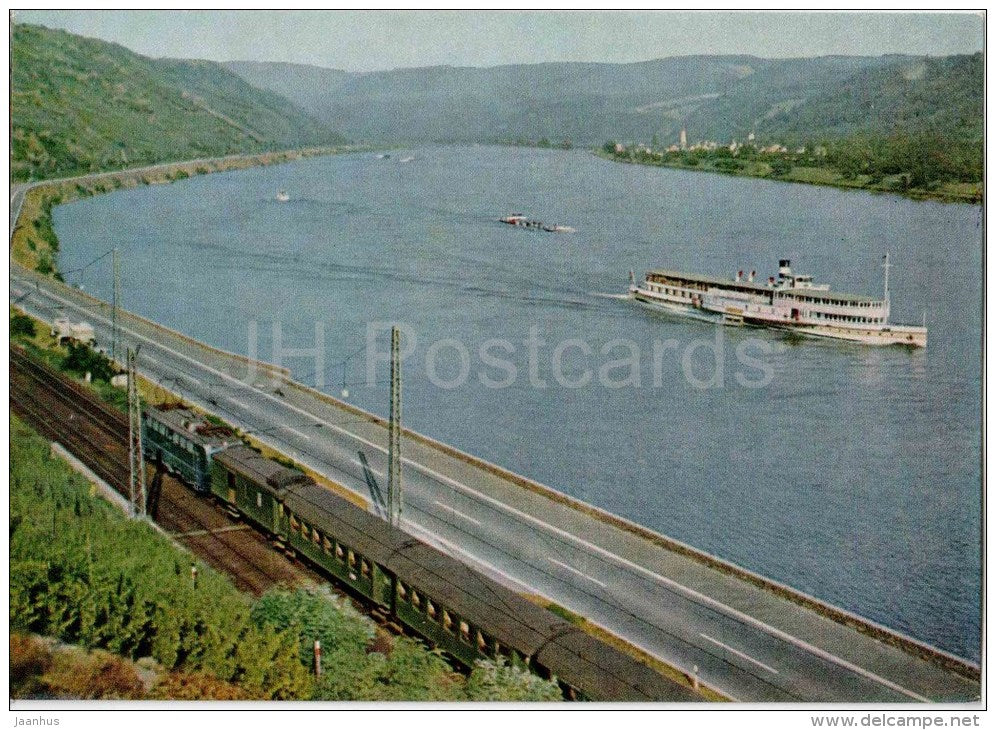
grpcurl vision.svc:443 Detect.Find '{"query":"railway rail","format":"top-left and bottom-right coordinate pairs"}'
top-left (9, 346), bottom-right (702, 701)
top-left (10, 346), bottom-right (317, 595)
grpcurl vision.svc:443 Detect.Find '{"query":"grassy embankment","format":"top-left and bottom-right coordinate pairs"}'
top-left (9, 304), bottom-right (367, 510)
top-left (9, 412), bottom-right (563, 701)
top-left (595, 148), bottom-right (982, 204)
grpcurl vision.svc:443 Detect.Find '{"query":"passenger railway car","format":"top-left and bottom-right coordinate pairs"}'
top-left (210, 445), bottom-right (310, 533)
top-left (207, 443), bottom-right (700, 702)
top-left (142, 405), bottom-right (234, 492)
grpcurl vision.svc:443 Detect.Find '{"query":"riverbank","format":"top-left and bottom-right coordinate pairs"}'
top-left (594, 148), bottom-right (982, 204)
top-left (10, 146), bottom-right (365, 275)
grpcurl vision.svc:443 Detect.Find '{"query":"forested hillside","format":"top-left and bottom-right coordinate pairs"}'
top-left (601, 53), bottom-right (982, 199)
top-left (226, 53), bottom-right (982, 156)
top-left (11, 24), bottom-right (345, 181)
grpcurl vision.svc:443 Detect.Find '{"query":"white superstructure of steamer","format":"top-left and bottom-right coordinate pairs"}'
top-left (629, 255), bottom-right (926, 347)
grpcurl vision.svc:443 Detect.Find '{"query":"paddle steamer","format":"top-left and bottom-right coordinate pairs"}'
top-left (629, 256), bottom-right (926, 347)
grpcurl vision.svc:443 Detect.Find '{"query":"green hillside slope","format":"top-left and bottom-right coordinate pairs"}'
top-left (227, 56), bottom-right (801, 144)
top-left (757, 53), bottom-right (983, 141)
top-left (11, 24), bottom-right (345, 181)
top-left (226, 53), bottom-right (981, 152)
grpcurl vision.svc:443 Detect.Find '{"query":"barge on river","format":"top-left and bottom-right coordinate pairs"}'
top-left (629, 256), bottom-right (926, 347)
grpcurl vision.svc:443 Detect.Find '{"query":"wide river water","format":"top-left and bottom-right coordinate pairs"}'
top-left (55, 146), bottom-right (982, 661)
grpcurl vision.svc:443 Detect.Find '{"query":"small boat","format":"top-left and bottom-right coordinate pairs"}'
top-left (499, 214), bottom-right (574, 233)
top-left (275, 190), bottom-right (290, 202)
top-left (399, 156), bottom-right (415, 163)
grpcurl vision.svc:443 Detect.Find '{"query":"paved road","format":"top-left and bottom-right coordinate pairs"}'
top-left (9, 265), bottom-right (979, 703)
top-left (10, 183), bottom-right (30, 238)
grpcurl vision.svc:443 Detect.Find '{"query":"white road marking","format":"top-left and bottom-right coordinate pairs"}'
top-left (352, 458), bottom-right (384, 479)
top-left (700, 633), bottom-right (779, 675)
top-left (433, 500), bottom-right (482, 526)
top-left (401, 519), bottom-right (535, 593)
top-left (12, 272), bottom-right (932, 702)
top-left (283, 425), bottom-right (312, 441)
top-left (548, 557), bottom-right (606, 588)
top-left (400, 517), bottom-right (736, 700)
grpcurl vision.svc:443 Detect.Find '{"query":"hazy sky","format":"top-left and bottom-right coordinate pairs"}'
top-left (14, 10), bottom-right (984, 72)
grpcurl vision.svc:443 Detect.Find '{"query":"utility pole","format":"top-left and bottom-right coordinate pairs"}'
top-left (127, 346), bottom-right (146, 517)
top-left (387, 326), bottom-right (403, 527)
top-left (882, 252), bottom-right (891, 303)
top-left (112, 247), bottom-right (121, 364)
top-left (882, 252), bottom-right (891, 321)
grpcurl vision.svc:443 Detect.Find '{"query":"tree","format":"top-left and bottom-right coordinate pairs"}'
top-left (61, 342), bottom-right (116, 382)
top-left (11, 313), bottom-right (36, 339)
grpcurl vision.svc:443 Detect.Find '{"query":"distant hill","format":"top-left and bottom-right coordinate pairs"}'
top-left (11, 24), bottom-right (346, 181)
top-left (225, 53), bottom-right (982, 148)
top-left (755, 53), bottom-right (983, 142)
top-left (227, 56), bottom-right (777, 144)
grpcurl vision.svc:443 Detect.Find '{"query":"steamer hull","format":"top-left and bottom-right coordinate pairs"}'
top-left (629, 258), bottom-right (927, 348)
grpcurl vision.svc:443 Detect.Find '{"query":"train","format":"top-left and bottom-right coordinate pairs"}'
top-left (141, 405), bottom-right (235, 492)
top-left (142, 403), bottom-right (700, 702)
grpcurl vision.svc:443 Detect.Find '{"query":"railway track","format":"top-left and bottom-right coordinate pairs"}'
top-left (10, 346), bottom-right (319, 596)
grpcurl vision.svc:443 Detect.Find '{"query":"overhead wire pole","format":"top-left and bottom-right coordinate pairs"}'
top-left (387, 325), bottom-right (403, 527)
top-left (112, 247), bottom-right (121, 364)
top-left (127, 346), bottom-right (147, 517)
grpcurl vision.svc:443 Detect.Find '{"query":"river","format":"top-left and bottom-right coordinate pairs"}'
top-left (54, 145), bottom-right (982, 661)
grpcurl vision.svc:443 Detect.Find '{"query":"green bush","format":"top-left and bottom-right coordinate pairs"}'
top-left (714, 158), bottom-right (744, 173)
top-left (61, 342), bottom-right (116, 382)
top-left (253, 588), bottom-right (464, 700)
top-left (9, 415), bottom-right (313, 699)
top-left (313, 637), bottom-right (463, 701)
top-left (251, 587), bottom-right (373, 664)
top-left (465, 657), bottom-right (564, 702)
top-left (11, 312), bottom-right (37, 339)
top-left (253, 587), bottom-right (564, 701)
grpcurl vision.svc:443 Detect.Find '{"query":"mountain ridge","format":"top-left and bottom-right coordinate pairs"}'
top-left (224, 53), bottom-right (981, 147)
top-left (11, 23), bottom-right (346, 181)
